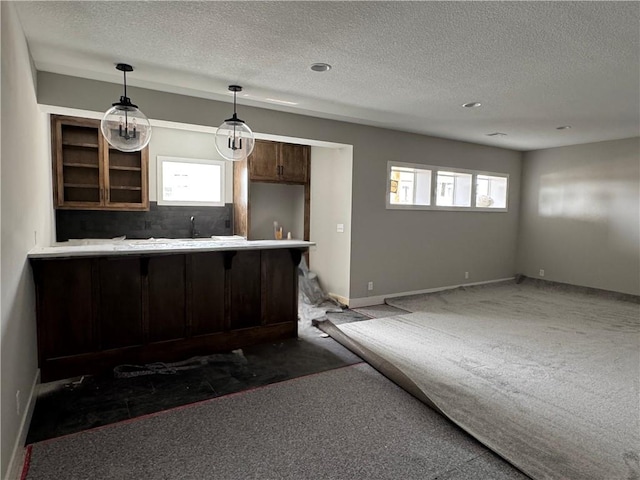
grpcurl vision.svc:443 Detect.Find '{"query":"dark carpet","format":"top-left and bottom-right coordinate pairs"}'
top-left (24, 364), bottom-right (528, 480)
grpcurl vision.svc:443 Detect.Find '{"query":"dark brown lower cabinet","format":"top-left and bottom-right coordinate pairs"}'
top-left (230, 251), bottom-right (262, 330)
top-left (189, 252), bottom-right (226, 336)
top-left (148, 255), bottom-right (187, 343)
top-left (31, 248), bottom-right (304, 382)
top-left (98, 256), bottom-right (143, 350)
top-left (262, 249), bottom-right (299, 325)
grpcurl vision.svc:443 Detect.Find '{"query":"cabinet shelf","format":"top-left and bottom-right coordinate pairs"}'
top-left (62, 141), bottom-right (99, 149)
top-left (110, 166), bottom-right (142, 172)
top-left (63, 162), bottom-right (99, 169)
top-left (110, 185), bottom-right (142, 191)
top-left (64, 183), bottom-right (100, 189)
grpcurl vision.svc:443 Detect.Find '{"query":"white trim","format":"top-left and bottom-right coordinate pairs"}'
top-left (347, 277), bottom-right (515, 308)
top-left (5, 369), bottom-right (40, 480)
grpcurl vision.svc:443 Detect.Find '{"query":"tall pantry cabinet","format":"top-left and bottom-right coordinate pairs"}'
top-left (233, 139), bottom-right (310, 241)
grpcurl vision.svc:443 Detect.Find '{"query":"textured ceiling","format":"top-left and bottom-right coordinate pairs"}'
top-left (14, 1), bottom-right (640, 151)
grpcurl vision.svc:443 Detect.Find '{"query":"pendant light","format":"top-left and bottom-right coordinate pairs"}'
top-left (101, 63), bottom-right (152, 152)
top-left (214, 85), bottom-right (255, 161)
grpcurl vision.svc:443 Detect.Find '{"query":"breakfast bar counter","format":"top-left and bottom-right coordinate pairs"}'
top-left (29, 239), bottom-right (313, 382)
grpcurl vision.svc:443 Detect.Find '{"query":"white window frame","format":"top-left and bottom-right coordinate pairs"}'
top-left (386, 161), bottom-right (509, 212)
top-left (157, 156), bottom-right (226, 207)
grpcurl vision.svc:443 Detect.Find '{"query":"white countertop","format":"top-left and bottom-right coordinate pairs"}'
top-left (28, 238), bottom-right (315, 259)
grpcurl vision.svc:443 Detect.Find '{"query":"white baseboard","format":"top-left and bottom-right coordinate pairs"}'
top-left (347, 277), bottom-right (515, 308)
top-left (328, 292), bottom-right (349, 306)
top-left (5, 369), bottom-right (39, 480)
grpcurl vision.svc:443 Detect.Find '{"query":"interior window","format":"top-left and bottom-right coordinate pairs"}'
top-left (476, 174), bottom-right (508, 208)
top-left (436, 171), bottom-right (472, 207)
top-left (157, 156), bottom-right (225, 206)
top-left (389, 165), bottom-right (432, 207)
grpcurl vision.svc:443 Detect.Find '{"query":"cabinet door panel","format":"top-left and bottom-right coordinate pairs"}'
top-left (279, 143), bottom-right (309, 183)
top-left (230, 251), bottom-right (261, 329)
top-left (105, 149), bottom-right (148, 210)
top-left (148, 255), bottom-right (186, 342)
top-left (261, 249), bottom-right (297, 325)
top-left (190, 252), bottom-right (225, 335)
top-left (249, 140), bottom-right (279, 181)
top-left (36, 259), bottom-right (95, 358)
top-left (98, 257), bottom-right (143, 350)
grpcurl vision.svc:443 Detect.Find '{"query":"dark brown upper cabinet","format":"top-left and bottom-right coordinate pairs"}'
top-left (248, 140), bottom-right (309, 184)
top-left (51, 115), bottom-right (149, 211)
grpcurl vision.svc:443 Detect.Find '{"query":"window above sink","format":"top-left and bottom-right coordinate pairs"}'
top-left (157, 156), bottom-right (225, 207)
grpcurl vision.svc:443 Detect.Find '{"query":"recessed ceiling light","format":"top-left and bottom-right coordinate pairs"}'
top-left (310, 63), bottom-right (332, 72)
top-left (486, 132), bottom-right (507, 137)
top-left (556, 125), bottom-right (572, 130)
top-left (462, 102), bottom-right (482, 108)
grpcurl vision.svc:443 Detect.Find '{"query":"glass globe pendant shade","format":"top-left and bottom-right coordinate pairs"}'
top-left (101, 104), bottom-right (152, 153)
top-left (214, 85), bottom-right (255, 161)
top-left (214, 116), bottom-right (255, 161)
top-left (101, 63), bottom-right (152, 153)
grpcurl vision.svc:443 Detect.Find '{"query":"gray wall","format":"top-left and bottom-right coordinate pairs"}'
top-left (38, 72), bottom-right (522, 301)
top-left (249, 183), bottom-right (305, 240)
top-left (518, 138), bottom-right (640, 295)
top-left (1, 3), bottom-right (55, 477)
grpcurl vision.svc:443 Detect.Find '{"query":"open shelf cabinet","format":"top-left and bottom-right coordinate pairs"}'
top-left (52, 115), bottom-right (149, 211)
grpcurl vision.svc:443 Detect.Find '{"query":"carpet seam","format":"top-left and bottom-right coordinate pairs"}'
top-left (20, 445), bottom-right (32, 480)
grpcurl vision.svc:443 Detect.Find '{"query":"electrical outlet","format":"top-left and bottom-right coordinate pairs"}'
top-left (464, 271), bottom-right (469, 279)
top-left (539, 269), bottom-right (545, 277)
top-left (337, 224), bottom-right (344, 233)
top-left (16, 390), bottom-right (21, 416)
top-left (367, 281), bottom-right (374, 291)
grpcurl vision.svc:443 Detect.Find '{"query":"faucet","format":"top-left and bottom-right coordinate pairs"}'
top-left (190, 216), bottom-right (199, 238)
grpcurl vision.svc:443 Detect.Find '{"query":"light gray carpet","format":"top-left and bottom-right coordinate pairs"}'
top-left (330, 283), bottom-right (640, 480)
top-left (353, 304), bottom-right (409, 319)
top-left (23, 364), bottom-right (528, 480)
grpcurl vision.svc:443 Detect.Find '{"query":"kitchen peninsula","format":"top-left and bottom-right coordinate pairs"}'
top-left (29, 239), bottom-right (312, 381)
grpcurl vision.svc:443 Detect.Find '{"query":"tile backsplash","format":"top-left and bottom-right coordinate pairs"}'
top-left (55, 202), bottom-right (233, 242)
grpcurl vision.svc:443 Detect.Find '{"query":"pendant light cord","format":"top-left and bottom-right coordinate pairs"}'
top-left (233, 88), bottom-right (237, 116)
top-left (233, 88), bottom-right (237, 148)
top-left (122, 69), bottom-right (128, 100)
